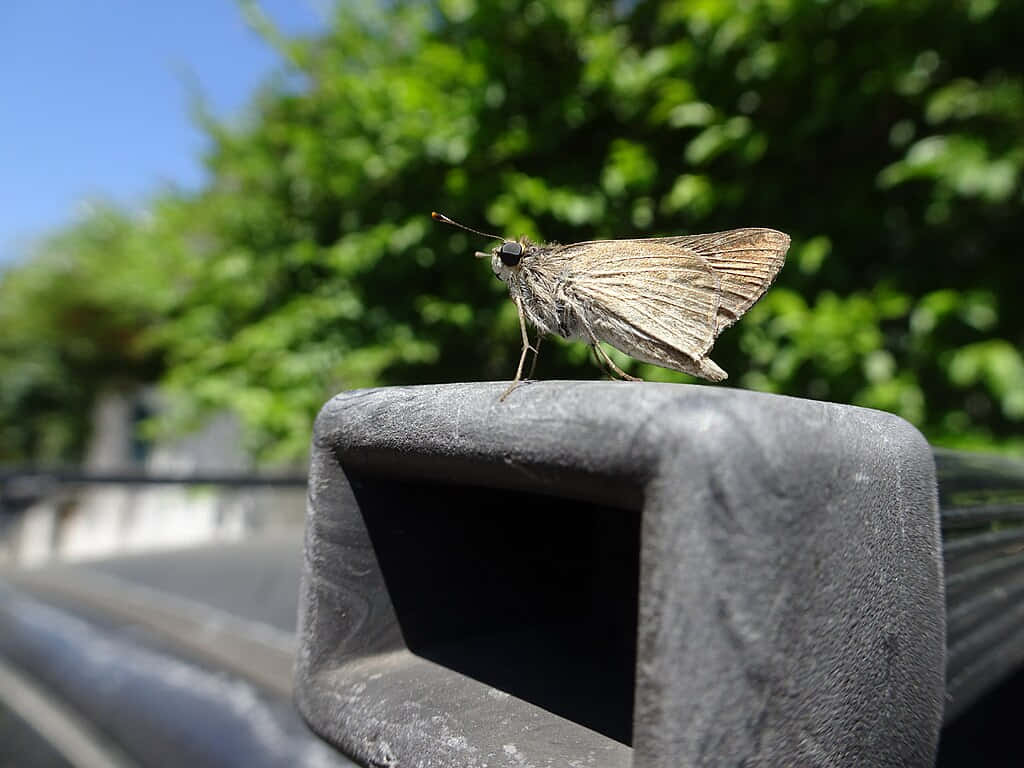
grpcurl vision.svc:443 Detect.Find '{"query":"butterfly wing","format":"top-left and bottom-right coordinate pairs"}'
top-left (561, 242), bottom-right (720, 358)
top-left (559, 228), bottom-right (789, 373)
top-left (658, 228), bottom-right (790, 332)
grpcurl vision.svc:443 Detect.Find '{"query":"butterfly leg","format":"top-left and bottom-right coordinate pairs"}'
top-left (592, 343), bottom-right (643, 382)
top-left (527, 334), bottom-right (543, 379)
top-left (500, 296), bottom-right (538, 401)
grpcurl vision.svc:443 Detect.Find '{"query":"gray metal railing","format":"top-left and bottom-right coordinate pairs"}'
top-left (936, 448), bottom-right (1024, 722)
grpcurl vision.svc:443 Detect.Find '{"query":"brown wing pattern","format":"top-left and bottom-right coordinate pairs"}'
top-left (559, 229), bottom-right (788, 363)
top-left (561, 242), bottom-right (720, 358)
top-left (658, 228), bottom-right (789, 330)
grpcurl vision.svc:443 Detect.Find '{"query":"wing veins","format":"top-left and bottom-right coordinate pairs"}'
top-left (583, 281), bottom-right (715, 320)
top-left (582, 283), bottom-right (712, 353)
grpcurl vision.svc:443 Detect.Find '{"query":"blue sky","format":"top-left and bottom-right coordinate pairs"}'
top-left (0, 1), bottom-right (326, 265)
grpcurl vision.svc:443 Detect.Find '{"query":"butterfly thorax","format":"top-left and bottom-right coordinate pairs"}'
top-left (495, 241), bottom-right (590, 341)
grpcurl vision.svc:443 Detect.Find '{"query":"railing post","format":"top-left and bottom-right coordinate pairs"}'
top-left (296, 381), bottom-right (945, 767)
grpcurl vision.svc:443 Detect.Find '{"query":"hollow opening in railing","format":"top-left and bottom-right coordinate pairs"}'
top-left (356, 476), bottom-right (640, 746)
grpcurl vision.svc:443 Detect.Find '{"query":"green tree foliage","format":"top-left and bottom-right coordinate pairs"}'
top-left (2, 0), bottom-right (1023, 461)
top-left (0, 205), bottom-right (175, 460)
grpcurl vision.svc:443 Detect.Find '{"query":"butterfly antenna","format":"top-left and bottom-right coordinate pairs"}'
top-left (431, 211), bottom-right (502, 241)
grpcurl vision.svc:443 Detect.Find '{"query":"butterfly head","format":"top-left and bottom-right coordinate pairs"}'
top-left (488, 237), bottom-right (539, 282)
top-left (497, 240), bottom-right (524, 267)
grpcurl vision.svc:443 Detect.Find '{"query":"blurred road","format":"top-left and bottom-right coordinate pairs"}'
top-left (0, 529), bottom-right (356, 768)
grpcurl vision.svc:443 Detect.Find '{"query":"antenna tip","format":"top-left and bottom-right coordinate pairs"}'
top-left (430, 211), bottom-right (501, 241)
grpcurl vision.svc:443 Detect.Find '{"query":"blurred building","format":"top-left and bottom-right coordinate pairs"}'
top-left (3, 389), bottom-right (305, 565)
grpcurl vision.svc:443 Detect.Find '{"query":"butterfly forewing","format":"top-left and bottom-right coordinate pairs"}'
top-left (557, 228), bottom-right (789, 361)
top-left (658, 228), bottom-right (789, 329)
top-left (561, 243), bottom-right (720, 358)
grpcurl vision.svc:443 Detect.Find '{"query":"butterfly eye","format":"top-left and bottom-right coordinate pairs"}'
top-left (498, 241), bottom-right (524, 266)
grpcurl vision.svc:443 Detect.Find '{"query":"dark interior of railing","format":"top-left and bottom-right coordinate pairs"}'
top-left (356, 477), bottom-right (641, 746)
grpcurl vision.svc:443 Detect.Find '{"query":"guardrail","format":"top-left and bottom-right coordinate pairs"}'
top-left (0, 468), bottom-right (307, 515)
top-left (935, 449), bottom-right (1024, 723)
top-left (296, 381), bottom-right (950, 767)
